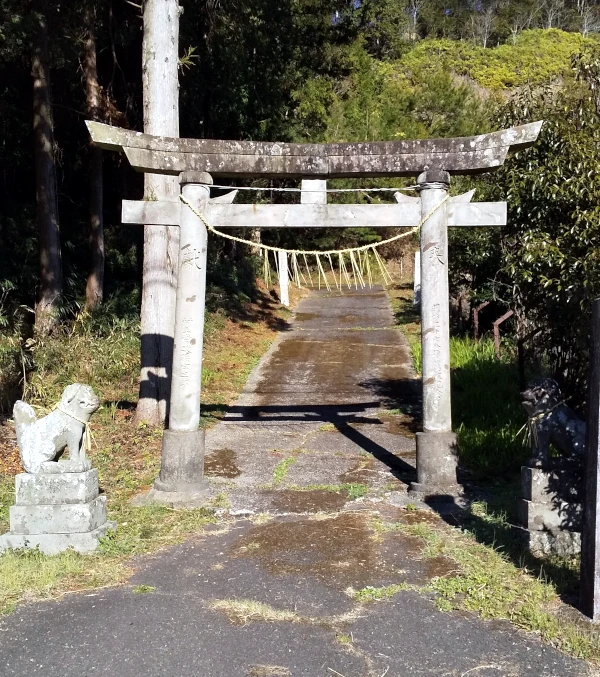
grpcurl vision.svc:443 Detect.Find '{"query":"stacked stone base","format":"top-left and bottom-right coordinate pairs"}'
top-left (516, 526), bottom-right (581, 559)
top-left (0, 469), bottom-right (114, 555)
top-left (518, 465), bottom-right (581, 558)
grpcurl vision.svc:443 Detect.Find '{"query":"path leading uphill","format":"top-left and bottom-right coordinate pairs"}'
top-left (0, 287), bottom-right (590, 677)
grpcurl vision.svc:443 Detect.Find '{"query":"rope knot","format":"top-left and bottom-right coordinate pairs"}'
top-left (56, 406), bottom-right (95, 452)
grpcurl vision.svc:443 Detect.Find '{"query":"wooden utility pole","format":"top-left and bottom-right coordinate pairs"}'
top-left (581, 299), bottom-right (600, 620)
top-left (32, 0), bottom-right (62, 333)
top-left (135, 0), bottom-right (181, 426)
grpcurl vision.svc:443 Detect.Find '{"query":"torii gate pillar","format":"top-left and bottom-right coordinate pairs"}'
top-left (151, 172), bottom-right (212, 503)
top-left (411, 170), bottom-right (460, 495)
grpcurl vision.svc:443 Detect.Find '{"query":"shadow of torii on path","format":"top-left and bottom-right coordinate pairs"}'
top-left (207, 401), bottom-right (416, 482)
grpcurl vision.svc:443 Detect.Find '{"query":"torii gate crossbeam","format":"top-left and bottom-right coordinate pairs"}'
top-left (88, 120), bottom-right (541, 178)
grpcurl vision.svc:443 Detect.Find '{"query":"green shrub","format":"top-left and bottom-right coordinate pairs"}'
top-left (399, 30), bottom-right (597, 91)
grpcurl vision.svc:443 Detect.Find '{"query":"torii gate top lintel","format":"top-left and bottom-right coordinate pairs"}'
top-left (86, 120), bottom-right (542, 179)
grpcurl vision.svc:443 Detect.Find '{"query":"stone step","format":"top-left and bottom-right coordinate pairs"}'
top-left (9, 495), bottom-right (107, 535)
top-left (15, 470), bottom-right (99, 506)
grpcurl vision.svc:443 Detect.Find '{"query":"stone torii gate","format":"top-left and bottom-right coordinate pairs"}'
top-left (88, 120), bottom-right (541, 504)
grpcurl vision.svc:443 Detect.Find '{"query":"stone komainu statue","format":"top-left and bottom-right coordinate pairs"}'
top-left (521, 378), bottom-right (586, 467)
top-left (13, 384), bottom-right (100, 474)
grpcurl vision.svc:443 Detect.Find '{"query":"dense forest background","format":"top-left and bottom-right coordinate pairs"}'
top-left (2, 0), bottom-right (600, 406)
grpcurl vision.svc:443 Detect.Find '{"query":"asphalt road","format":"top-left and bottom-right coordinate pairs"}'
top-left (0, 287), bottom-right (590, 677)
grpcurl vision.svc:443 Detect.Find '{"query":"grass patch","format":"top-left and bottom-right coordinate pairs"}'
top-left (429, 536), bottom-right (597, 660)
top-left (348, 583), bottom-right (409, 603)
top-left (0, 419), bottom-right (221, 613)
top-left (98, 506), bottom-right (217, 557)
top-left (1, 289), bottom-right (287, 424)
top-left (388, 284), bottom-right (421, 372)
top-left (0, 475), bottom-right (14, 533)
top-left (450, 337), bottom-right (527, 477)
top-left (391, 285), bottom-right (528, 477)
top-left (0, 547), bottom-right (130, 616)
top-left (21, 316), bottom-right (142, 409)
top-left (0, 500), bottom-right (218, 614)
top-left (377, 509), bottom-right (600, 662)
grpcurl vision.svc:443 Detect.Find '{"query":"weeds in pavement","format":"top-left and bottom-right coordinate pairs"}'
top-left (348, 584), bottom-right (409, 603)
top-left (335, 633), bottom-right (353, 646)
top-left (272, 457), bottom-right (298, 485)
top-left (133, 585), bottom-right (156, 594)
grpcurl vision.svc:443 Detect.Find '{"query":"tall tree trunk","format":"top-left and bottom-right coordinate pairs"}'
top-left (134, 0), bottom-right (180, 426)
top-left (83, 0), bottom-right (104, 311)
top-left (32, 0), bottom-right (62, 333)
top-left (250, 228), bottom-right (262, 255)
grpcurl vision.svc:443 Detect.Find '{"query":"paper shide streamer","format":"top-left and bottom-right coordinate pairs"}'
top-left (180, 193), bottom-right (450, 292)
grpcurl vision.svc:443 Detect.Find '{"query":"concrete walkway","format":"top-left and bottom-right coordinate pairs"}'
top-left (0, 288), bottom-right (590, 676)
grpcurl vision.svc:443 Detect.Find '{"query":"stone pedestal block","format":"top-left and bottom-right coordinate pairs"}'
top-left (15, 470), bottom-right (99, 505)
top-left (0, 524), bottom-right (114, 556)
top-left (518, 465), bottom-right (582, 557)
top-left (410, 431), bottom-right (462, 496)
top-left (0, 467), bottom-right (114, 555)
top-left (10, 495), bottom-right (106, 535)
top-left (515, 525), bottom-right (582, 558)
top-left (521, 466), bottom-right (580, 505)
top-left (518, 498), bottom-right (582, 532)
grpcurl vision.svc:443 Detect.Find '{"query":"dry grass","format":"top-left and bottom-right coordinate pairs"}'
top-left (249, 665), bottom-right (292, 676)
top-left (209, 599), bottom-right (302, 625)
top-left (210, 597), bottom-right (365, 628)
